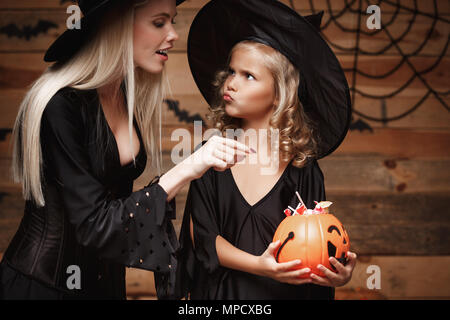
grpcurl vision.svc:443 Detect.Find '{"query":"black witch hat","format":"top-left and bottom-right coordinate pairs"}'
top-left (44, 0), bottom-right (186, 63)
top-left (188, 0), bottom-right (352, 159)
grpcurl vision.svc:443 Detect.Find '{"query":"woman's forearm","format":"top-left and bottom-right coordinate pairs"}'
top-left (215, 235), bottom-right (263, 276)
top-left (158, 157), bottom-right (194, 202)
top-left (158, 136), bottom-right (253, 202)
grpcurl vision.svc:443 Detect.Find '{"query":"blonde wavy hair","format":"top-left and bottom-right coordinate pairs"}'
top-left (208, 40), bottom-right (319, 168)
top-left (11, 0), bottom-right (167, 207)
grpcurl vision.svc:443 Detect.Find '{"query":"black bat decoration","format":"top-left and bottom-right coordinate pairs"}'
top-left (349, 118), bottom-right (373, 133)
top-left (0, 192), bottom-right (8, 203)
top-left (164, 99), bottom-right (205, 124)
top-left (0, 20), bottom-right (58, 41)
top-left (0, 129), bottom-right (12, 142)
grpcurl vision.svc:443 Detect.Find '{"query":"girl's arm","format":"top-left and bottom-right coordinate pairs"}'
top-left (215, 235), bottom-right (260, 273)
top-left (189, 216), bottom-right (311, 285)
top-left (215, 234), bottom-right (313, 285)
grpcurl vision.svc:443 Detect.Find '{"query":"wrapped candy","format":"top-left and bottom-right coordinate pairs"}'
top-left (313, 200), bottom-right (333, 214)
top-left (284, 208), bottom-right (292, 217)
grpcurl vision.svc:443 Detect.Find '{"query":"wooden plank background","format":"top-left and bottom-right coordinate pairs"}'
top-left (0, 0), bottom-right (449, 300)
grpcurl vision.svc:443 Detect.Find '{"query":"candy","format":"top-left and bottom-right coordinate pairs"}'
top-left (314, 201), bottom-right (333, 213)
top-left (296, 205), bottom-right (306, 215)
top-left (283, 193), bottom-right (333, 216)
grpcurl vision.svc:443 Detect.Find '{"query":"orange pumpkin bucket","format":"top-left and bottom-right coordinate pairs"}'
top-left (273, 194), bottom-right (350, 278)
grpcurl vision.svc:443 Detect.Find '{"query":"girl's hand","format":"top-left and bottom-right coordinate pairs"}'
top-left (310, 251), bottom-right (357, 287)
top-left (256, 240), bottom-right (312, 285)
top-left (187, 135), bottom-right (254, 180)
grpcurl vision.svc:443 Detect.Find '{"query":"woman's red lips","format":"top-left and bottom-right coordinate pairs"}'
top-left (224, 94), bottom-right (233, 101)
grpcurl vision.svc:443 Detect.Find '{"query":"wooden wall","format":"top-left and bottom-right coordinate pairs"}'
top-left (0, 0), bottom-right (449, 300)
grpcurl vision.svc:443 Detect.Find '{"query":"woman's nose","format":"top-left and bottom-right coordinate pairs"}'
top-left (167, 24), bottom-right (179, 42)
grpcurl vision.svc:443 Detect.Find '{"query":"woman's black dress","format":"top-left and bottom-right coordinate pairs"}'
top-left (175, 158), bottom-right (334, 300)
top-left (0, 87), bottom-right (177, 300)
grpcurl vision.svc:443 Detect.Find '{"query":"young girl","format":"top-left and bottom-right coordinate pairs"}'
top-left (175, 0), bottom-right (356, 300)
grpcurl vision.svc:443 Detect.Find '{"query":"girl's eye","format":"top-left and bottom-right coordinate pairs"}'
top-left (228, 68), bottom-right (235, 75)
top-left (171, 19), bottom-right (177, 25)
top-left (246, 73), bottom-right (255, 80)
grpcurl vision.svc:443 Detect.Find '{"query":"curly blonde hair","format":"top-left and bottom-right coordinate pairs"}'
top-left (208, 40), bottom-right (319, 168)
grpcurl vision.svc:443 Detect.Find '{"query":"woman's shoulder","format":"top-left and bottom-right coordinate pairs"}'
top-left (42, 88), bottom-right (99, 141)
top-left (43, 87), bottom-right (97, 123)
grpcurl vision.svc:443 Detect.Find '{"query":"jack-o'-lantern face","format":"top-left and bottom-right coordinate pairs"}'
top-left (326, 223), bottom-right (350, 270)
top-left (273, 213), bottom-right (350, 278)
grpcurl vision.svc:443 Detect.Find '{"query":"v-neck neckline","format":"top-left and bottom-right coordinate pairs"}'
top-left (110, 118), bottom-right (144, 169)
top-left (227, 160), bottom-right (292, 209)
top-left (96, 89), bottom-right (144, 169)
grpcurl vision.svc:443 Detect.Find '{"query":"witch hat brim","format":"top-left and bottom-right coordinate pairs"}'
top-left (44, 0), bottom-right (186, 63)
top-left (187, 0), bottom-right (351, 159)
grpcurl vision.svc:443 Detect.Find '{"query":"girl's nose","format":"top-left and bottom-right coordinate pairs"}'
top-left (226, 77), bottom-right (237, 91)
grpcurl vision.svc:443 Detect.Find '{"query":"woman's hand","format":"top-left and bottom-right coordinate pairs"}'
top-left (310, 251), bottom-right (357, 287)
top-left (256, 240), bottom-right (312, 285)
top-left (187, 135), bottom-right (254, 180)
top-left (159, 135), bottom-right (254, 201)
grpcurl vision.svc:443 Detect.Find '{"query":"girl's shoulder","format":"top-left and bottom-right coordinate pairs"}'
top-left (288, 157), bottom-right (318, 170)
top-left (287, 157), bottom-right (324, 180)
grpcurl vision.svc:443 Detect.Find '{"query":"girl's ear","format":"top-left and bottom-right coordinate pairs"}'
top-left (273, 96), bottom-right (280, 108)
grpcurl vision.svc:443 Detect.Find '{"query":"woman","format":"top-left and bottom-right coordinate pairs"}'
top-left (175, 0), bottom-right (357, 300)
top-left (0, 0), bottom-right (251, 300)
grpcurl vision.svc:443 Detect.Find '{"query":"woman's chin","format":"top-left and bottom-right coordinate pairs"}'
top-left (135, 60), bottom-right (164, 74)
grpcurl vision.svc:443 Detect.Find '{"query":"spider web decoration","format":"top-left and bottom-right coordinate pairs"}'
top-left (290, 0), bottom-right (449, 132)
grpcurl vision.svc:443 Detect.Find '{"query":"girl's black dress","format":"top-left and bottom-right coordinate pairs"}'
top-left (0, 87), bottom-right (178, 300)
top-left (175, 158), bottom-right (334, 300)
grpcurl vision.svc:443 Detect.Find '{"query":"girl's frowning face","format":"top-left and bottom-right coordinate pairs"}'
top-left (223, 47), bottom-right (277, 122)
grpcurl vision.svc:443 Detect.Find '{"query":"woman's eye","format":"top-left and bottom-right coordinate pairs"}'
top-left (246, 73), bottom-right (255, 80)
top-left (228, 69), bottom-right (235, 75)
top-left (171, 19), bottom-right (177, 25)
top-left (153, 21), bottom-right (165, 28)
